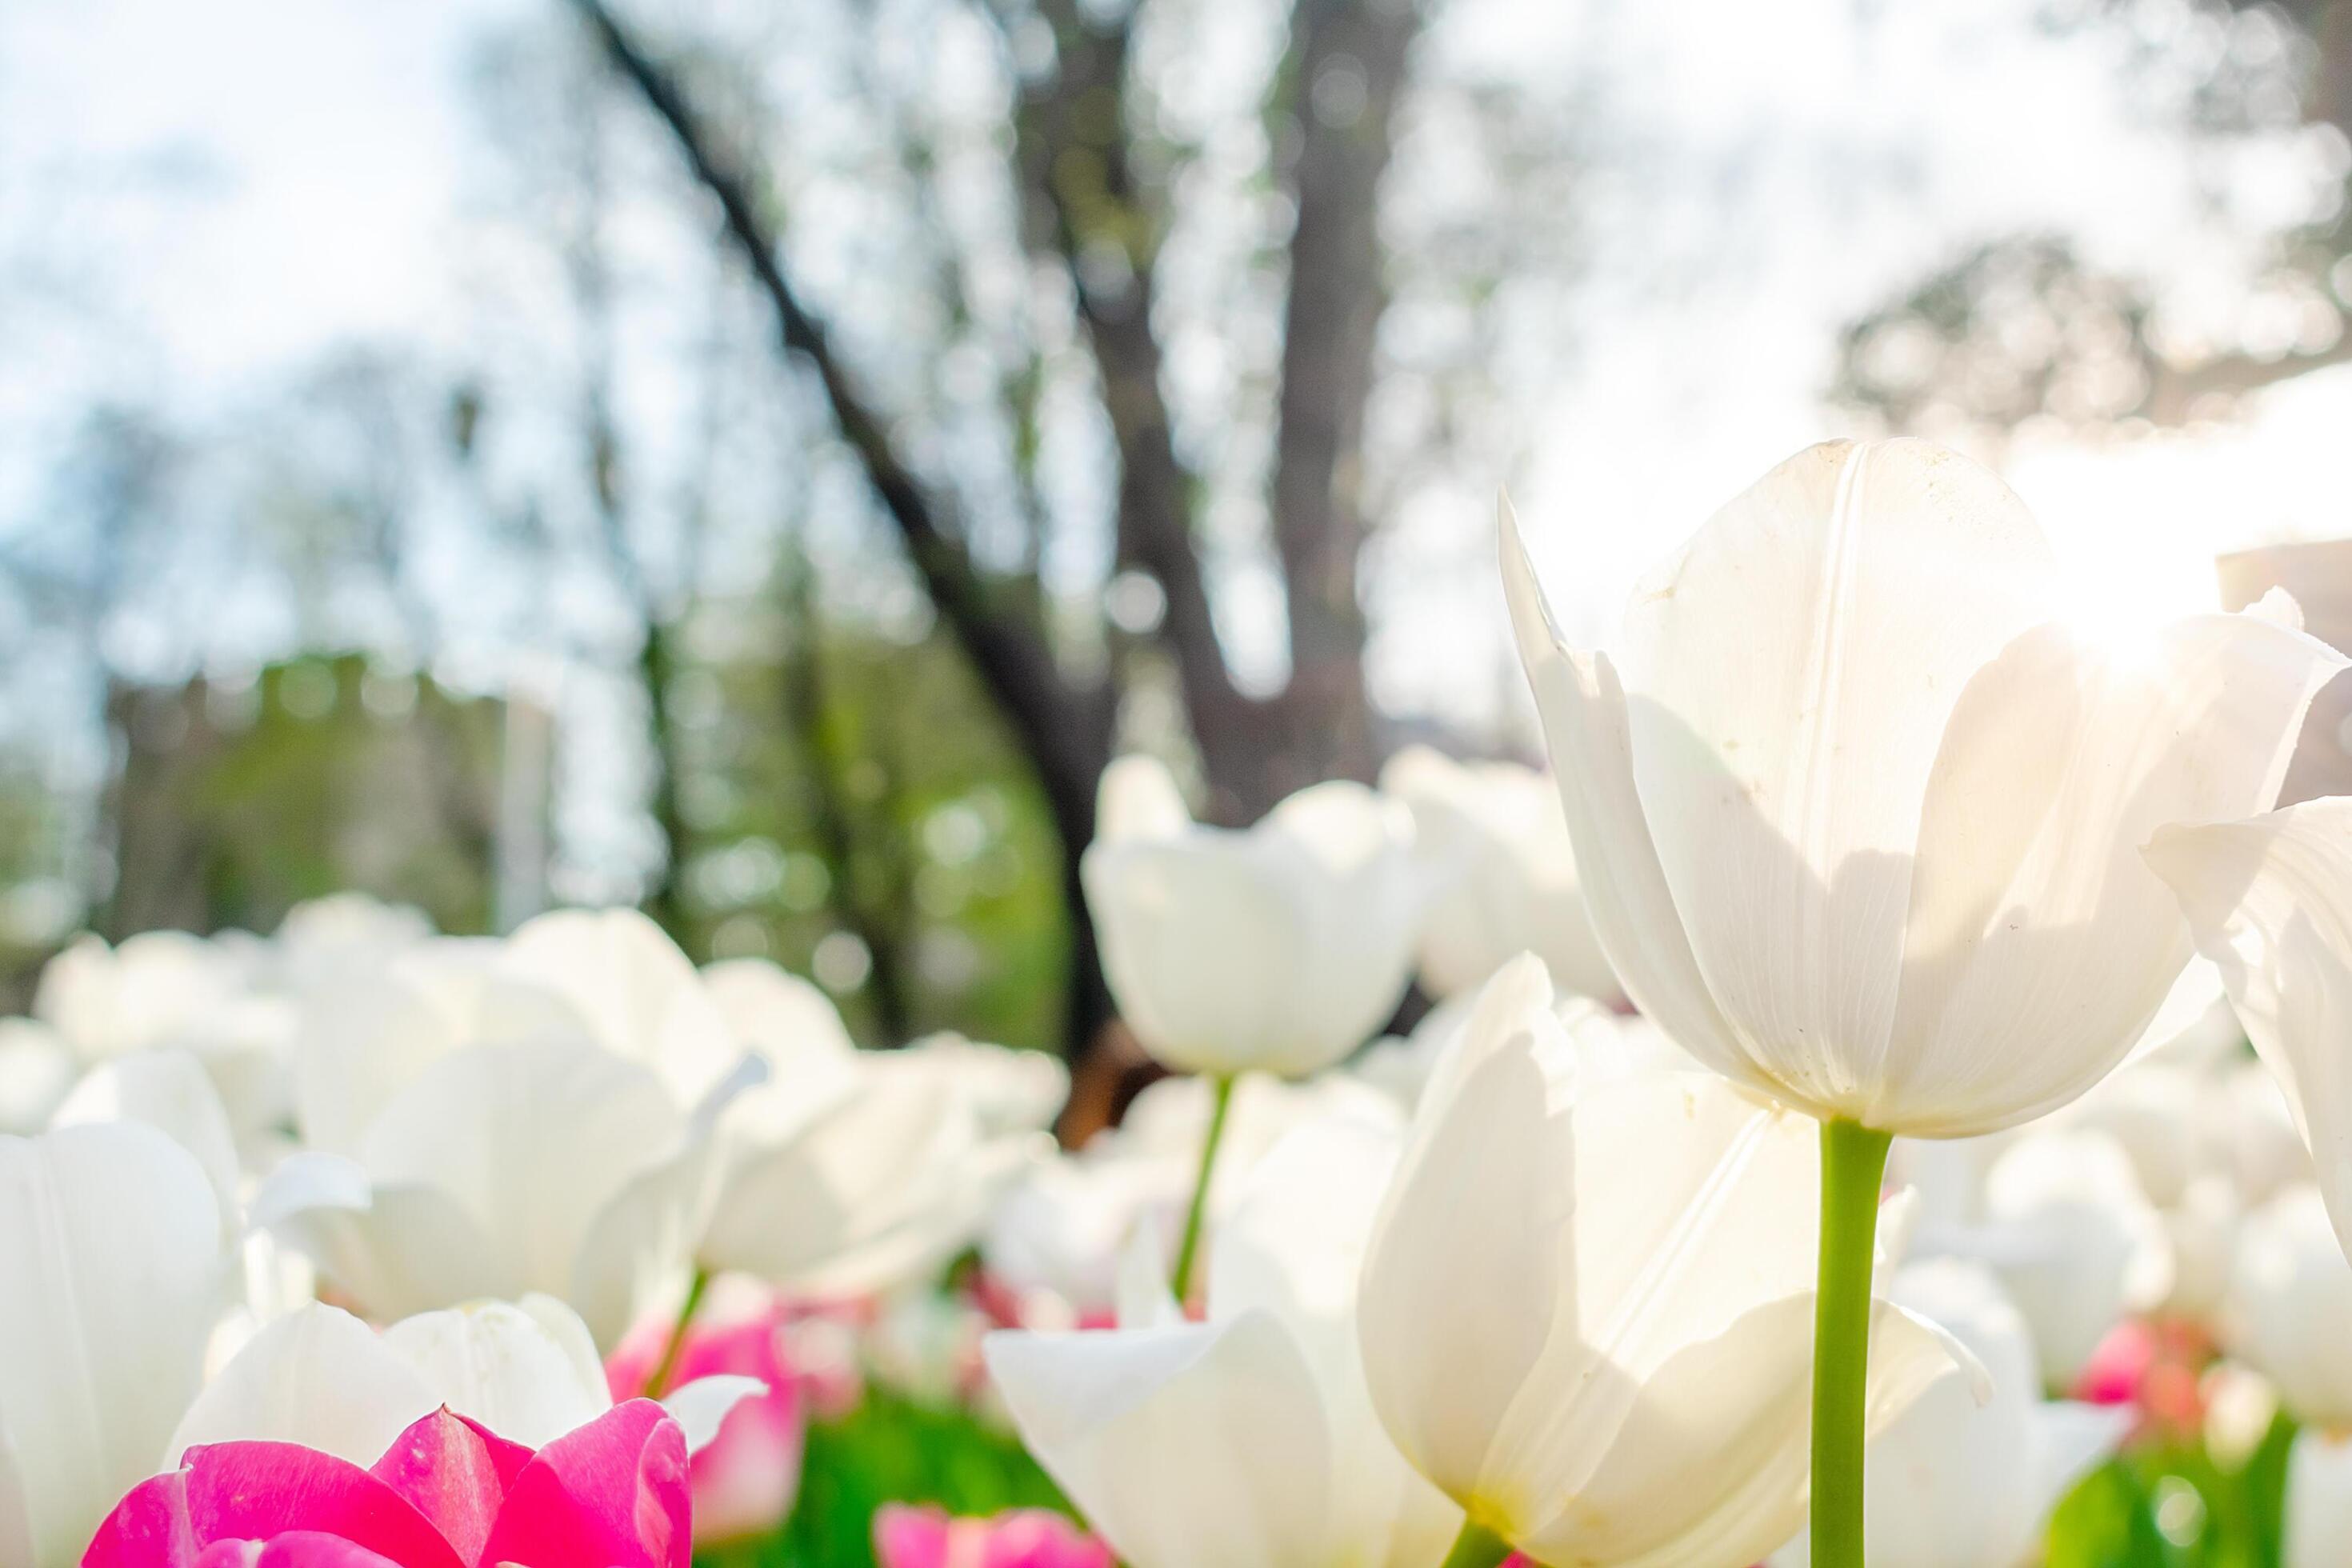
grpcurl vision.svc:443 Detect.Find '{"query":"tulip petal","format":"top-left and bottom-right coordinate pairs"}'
top-left (1612, 440), bottom-right (2059, 1118)
top-left (82, 1470), bottom-right (199, 1568)
top-left (2147, 799), bottom-right (2352, 1262)
top-left (180, 1442), bottom-right (466, 1568)
top-left (0, 1123), bottom-right (226, 1568)
top-left (367, 1408), bottom-right (527, 1565)
top-left (502, 908), bottom-right (740, 1107)
top-left (166, 1305), bottom-right (438, 1468)
top-left (50, 1048), bottom-right (242, 1230)
top-left (1883, 611), bottom-right (2344, 1135)
top-left (378, 1296), bottom-right (612, 1448)
top-left (1498, 502), bottom-right (1763, 1095)
top-left (361, 1039), bottom-right (686, 1310)
top-left (659, 1374), bottom-right (765, 1454)
top-left (239, 1535), bottom-right (406, 1568)
top-left (2022, 1401), bottom-right (2134, 1533)
top-left (983, 1315), bottom-right (1331, 1568)
top-left (254, 1153), bottom-right (513, 1323)
top-left (476, 1398), bottom-right (691, 1568)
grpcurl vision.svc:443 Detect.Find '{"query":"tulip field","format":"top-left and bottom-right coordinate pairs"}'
top-left (11, 439), bottom-right (2352, 1568)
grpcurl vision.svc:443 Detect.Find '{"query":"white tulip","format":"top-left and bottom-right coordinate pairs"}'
top-left (2285, 1430), bottom-right (2352, 1568)
top-left (2146, 798), bottom-right (2352, 1259)
top-left (1081, 758), bottom-right (1420, 1078)
top-left (1357, 957), bottom-right (1972, 1566)
top-left (50, 1047), bottom-right (242, 1230)
top-left (2226, 1183), bottom-right (2352, 1427)
top-left (1379, 745), bottom-right (1622, 1004)
top-left (1502, 438), bottom-right (2342, 1139)
top-left (256, 1034), bottom-right (735, 1348)
top-left (985, 1117), bottom-right (1463, 1568)
top-left (1352, 981), bottom-right (1692, 1111)
top-left (501, 906), bottom-right (746, 1107)
top-left (1965, 1129), bottom-right (2172, 1390)
top-left (166, 1296), bottom-right (754, 1463)
top-left (1768, 1260), bottom-right (2130, 1568)
top-left (982, 1149), bottom-right (1185, 1325)
top-left (0, 1122), bottom-right (230, 1567)
top-left (0, 1020), bottom-right (74, 1135)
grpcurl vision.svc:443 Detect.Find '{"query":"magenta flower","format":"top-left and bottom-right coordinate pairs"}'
top-left (871, 1504), bottom-right (1110, 1568)
top-left (81, 1400), bottom-right (689, 1568)
top-left (606, 1301), bottom-right (810, 1544)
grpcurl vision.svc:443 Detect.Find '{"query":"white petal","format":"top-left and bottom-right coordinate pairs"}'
top-left (255, 1150), bottom-right (516, 1322)
top-left (1615, 440), bottom-right (2059, 1120)
top-left (0, 1123), bottom-right (227, 1566)
top-left (1882, 610), bottom-right (2344, 1135)
top-left (380, 1296), bottom-right (613, 1448)
top-left (0, 1022), bottom-right (74, 1137)
top-left (698, 959), bottom-right (858, 1081)
top-left (502, 908), bottom-right (740, 1105)
top-left (2286, 1429), bottom-right (2352, 1568)
top-left (2147, 799), bottom-right (2352, 1259)
top-left (51, 1048), bottom-right (241, 1230)
top-left (1095, 754), bottom-right (1193, 842)
top-left (1499, 502), bottom-right (1764, 1095)
top-left (2023, 1402), bottom-right (2134, 1535)
top-left (361, 1038), bottom-right (686, 1303)
top-left (662, 1374), bottom-right (766, 1454)
top-left (983, 1315), bottom-right (1332, 1568)
top-left (166, 1303), bottom-right (436, 1466)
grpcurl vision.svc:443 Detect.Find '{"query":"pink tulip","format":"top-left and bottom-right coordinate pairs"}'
top-left (82, 1400), bottom-right (689, 1568)
top-left (871, 1503), bottom-right (1111, 1568)
top-left (606, 1302), bottom-right (810, 1543)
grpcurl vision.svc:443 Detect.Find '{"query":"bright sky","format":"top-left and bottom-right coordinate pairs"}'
top-left (6, 0), bottom-right (2349, 753)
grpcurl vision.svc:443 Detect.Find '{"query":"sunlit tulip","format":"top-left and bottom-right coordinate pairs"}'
top-left (1080, 757), bottom-right (1419, 1081)
top-left (1767, 1260), bottom-right (2130, 1568)
top-left (2145, 798), bottom-right (2352, 1261)
top-left (1965, 1130), bottom-right (2173, 1390)
top-left (1356, 957), bottom-right (1970, 1568)
top-left (982, 1150), bottom-right (1183, 1326)
top-left (0, 1122), bottom-right (230, 1567)
top-left (2224, 1183), bottom-right (2352, 1426)
top-left (1379, 745), bottom-right (1621, 1003)
top-left (84, 1400), bottom-right (695, 1568)
top-left (1502, 438), bottom-right (2331, 1558)
top-left (874, 1504), bottom-right (1113, 1568)
top-left (608, 1286), bottom-right (809, 1544)
top-left (1502, 438), bottom-right (2340, 1141)
top-left (985, 1118), bottom-right (1464, 1568)
top-left (256, 1034), bottom-right (738, 1348)
top-left (1352, 981), bottom-right (1690, 1112)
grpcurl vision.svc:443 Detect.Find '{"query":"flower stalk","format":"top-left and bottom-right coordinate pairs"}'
top-left (1811, 1117), bottom-right (1892, 1568)
top-left (644, 1263), bottom-right (711, 1399)
top-left (1169, 1073), bottom-right (1238, 1302)
top-left (1439, 1519), bottom-right (1514, 1568)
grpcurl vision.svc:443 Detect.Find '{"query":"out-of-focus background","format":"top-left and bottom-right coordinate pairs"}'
top-left (6, 0), bottom-right (2350, 1058)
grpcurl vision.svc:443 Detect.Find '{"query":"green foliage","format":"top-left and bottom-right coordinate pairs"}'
top-left (698, 1389), bottom-right (1072, 1568)
top-left (2047, 1417), bottom-right (2297, 1568)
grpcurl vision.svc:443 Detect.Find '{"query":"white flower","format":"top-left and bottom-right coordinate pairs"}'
top-left (2226, 1183), bottom-right (2352, 1427)
top-left (0, 1019), bottom-right (76, 1136)
top-left (985, 1117), bottom-right (1463, 1568)
top-left (1768, 1259), bottom-right (2130, 1568)
top-left (257, 1033), bottom-right (737, 1349)
top-left (166, 1295), bottom-right (754, 1462)
top-left (1081, 758), bottom-right (1420, 1078)
top-left (1379, 746), bottom-right (1622, 1003)
top-left (0, 1122), bottom-right (230, 1567)
top-left (1932, 1129), bottom-right (2174, 1390)
top-left (1502, 438), bottom-right (2342, 1137)
top-left (2146, 798), bottom-right (2352, 1260)
top-left (1356, 957), bottom-right (1974, 1566)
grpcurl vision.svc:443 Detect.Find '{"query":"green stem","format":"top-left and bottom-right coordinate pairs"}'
top-left (1811, 1118), bottom-right (1893, 1568)
top-left (1169, 1074), bottom-right (1237, 1302)
top-left (1438, 1519), bottom-right (1514, 1568)
top-left (644, 1264), bottom-right (711, 1399)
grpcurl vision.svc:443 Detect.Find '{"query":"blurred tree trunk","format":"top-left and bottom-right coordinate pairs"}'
top-left (572, 0), bottom-right (1425, 1051)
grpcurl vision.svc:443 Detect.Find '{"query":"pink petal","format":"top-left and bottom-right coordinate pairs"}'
top-left (872, 1506), bottom-right (1111, 1568)
top-left (605, 1305), bottom-right (807, 1544)
top-left (247, 1538), bottom-right (406, 1568)
top-left (83, 1471), bottom-right (200, 1568)
top-left (366, 1409), bottom-right (530, 1566)
top-left (478, 1399), bottom-right (690, 1568)
top-left (871, 1504), bottom-right (950, 1568)
top-left (181, 1442), bottom-right (467, 1568)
